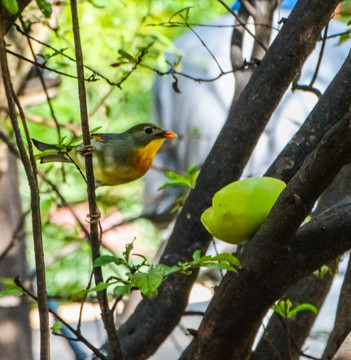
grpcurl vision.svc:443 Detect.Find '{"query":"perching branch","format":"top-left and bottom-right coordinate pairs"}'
top-left (69, 1), bottom-right (124, 359)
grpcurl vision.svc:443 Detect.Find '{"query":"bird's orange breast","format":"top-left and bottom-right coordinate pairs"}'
top-left (131, 138), bottom-right (165, 176)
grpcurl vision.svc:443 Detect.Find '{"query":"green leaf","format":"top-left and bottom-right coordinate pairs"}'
top-left (36, 0), bottom-right (52, 18)
top-left (288, 303), bottom-right (318, 317)
top-left (272, 299), bottom-right (317, 318)
top-left (113, 283), bottom-right (132, 296)
top-left (158, 165), bottom-right (199, 190)
top-left (187, 165), bottom-right (200, 188)
top-left (211, 253), bottom-right (240, 267)
top-left (200, 262), bottom-right (233, 271)
top-left (131, 268), bottom-right (164, 298)
top-left (69, 127), bottom-right (102, 146)
top-left (123, 241), bottom-right (134, 264)
top-left (338, 31), bottom-right (351, 45)
top-left (314, 264), bottom-right (336, 278)
top-left (93, 255), bottom-right (126, 267)
top-left (169, 6), bottom-right (193, 23)
top-left (0, 279), bottom-right (23, 297)
top-left (34, 149), bottom-right (59, 161)
top-left (118, 49), bottom-right (136, 63)
top-left (51, 321), bottom-right (63, 334)
top-left (71, 289), bottom-right (89, 301)
top-left (175, 55), bottom-right (183, 68)
top-left (1, 0), bottom-right (18, 14)
top-left (197, 255), bottom-right (212, 264)
top-left (190, 251), bottom-right (240, 272)
top-left (154, 263), bottom-right (180, 276)
top-left (0, 287), bottom-right (22, 297)
top-left (93, 255), bottom-right (116, 267)
top-left (192, 250), bottom-right (201, 263)
top-left (91, 281), bottom-right (112, 293)
top-left (272, 300), bottom-right (290, 318)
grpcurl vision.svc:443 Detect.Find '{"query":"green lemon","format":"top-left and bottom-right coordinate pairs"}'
top-left (201, 177), bottom-right (286, 244)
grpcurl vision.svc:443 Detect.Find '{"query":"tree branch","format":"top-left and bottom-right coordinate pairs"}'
top-left (322, 256), bottom-right (351, 360)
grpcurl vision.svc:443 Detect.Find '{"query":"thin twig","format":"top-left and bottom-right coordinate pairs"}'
top-left (291, 82), bottom-right (322, 98)
top-left (19, 16), bottom-right (62, 140)
top-left (141, 63), bottom-right (238, 82)
top-left (217, 0), bottom-right (268, 52)
top-left (0, 211), bottom-right (28, 263)
top-left (39, 172), bottom-right (90, 238)
top-left (148, 20), bottom-right (279, 31)
top-left (183, 311), bottom-right (205, 316)
top-left (309, 22), bottom-right (329, 88)
top-left (110, 294), bottom-right (123, 315)
top-left (77, 270), bottom-right (94, 333)
top-left (187, 23), bottom-right (223, 73)
top-left (6, 48), bottom-right (82, 80)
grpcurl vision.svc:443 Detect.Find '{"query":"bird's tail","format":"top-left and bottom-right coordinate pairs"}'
top-left (32, 139), bottom-right (71, 163)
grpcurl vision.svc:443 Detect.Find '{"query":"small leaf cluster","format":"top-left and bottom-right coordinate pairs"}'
top-left (0, 278), bottom-right (23, 298)
top-left (159, 164), bottom-right (199, 190)
top-left (272, 298), bottom-right (318, 319)
top-left (51, 321), bottom-right (63, 335)
top-left (33, 126), bottom-right (102, 161)
top-left (73, 243), bottom-right (239, 299)
top-left (1, 0), bottom-right (52, 17)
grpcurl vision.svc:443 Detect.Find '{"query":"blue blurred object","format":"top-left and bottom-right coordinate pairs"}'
top-left (48, 298), bottom-right (87, 360)
top-left (231, 1), bottom-right (241, 10)
top-left (281, 0), bottom-right (298, 8)
top-left (232, 0), bottom-right (297, 11)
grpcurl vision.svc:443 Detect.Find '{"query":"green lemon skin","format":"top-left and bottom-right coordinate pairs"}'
top-left (201, 177), bottom-right (286, 245)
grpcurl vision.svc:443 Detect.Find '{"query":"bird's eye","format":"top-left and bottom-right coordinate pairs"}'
top-left (144, 127), bottom-right (153, 134)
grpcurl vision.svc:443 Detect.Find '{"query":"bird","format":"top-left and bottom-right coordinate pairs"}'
top-left (32, 123), bottom-right (177, 187)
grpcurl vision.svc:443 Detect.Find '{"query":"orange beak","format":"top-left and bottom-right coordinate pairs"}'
top-left (162, 130), bottom-right (177, 139)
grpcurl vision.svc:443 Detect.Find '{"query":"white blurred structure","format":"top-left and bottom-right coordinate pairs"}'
top-left (145, 4), bottom-right (350, 215)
